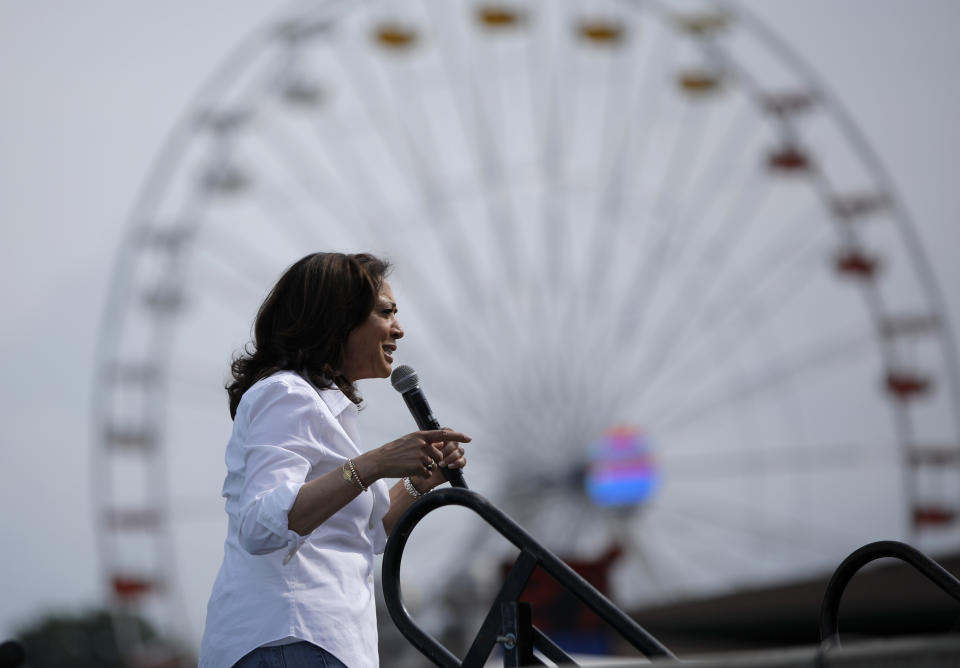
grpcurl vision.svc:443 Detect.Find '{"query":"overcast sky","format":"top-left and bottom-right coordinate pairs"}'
top-left (1, 0), bottom-right (958, 646)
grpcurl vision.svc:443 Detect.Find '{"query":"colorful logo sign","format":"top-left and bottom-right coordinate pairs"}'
top-left (585, 426), bottom-right (659, 508)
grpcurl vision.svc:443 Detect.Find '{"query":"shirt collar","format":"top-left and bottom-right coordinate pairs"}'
top-left (318, 386), bottom-right (355, 417)
top-left (301, 372), bottom-right (355, 417)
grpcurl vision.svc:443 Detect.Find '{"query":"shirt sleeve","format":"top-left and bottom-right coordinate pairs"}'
top-left (233, 379), bottom-right (332, 560)
top-left (371, 481), bottom-right (390, 555)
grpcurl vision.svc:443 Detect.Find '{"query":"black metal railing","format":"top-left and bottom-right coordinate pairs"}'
top-left (382, 487), bottom-right (676, 667)
top-left (819, 540), bottom-right (960, 648)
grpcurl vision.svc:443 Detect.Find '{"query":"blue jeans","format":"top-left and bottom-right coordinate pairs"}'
top-left (232, 640), bottom-right (349, 668)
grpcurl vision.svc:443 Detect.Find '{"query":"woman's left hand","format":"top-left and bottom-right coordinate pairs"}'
top-left (419, 428), bottom-right (467, 490)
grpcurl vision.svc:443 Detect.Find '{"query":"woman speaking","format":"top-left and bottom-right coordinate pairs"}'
top-left (200, 252), bottom-right (470, 668)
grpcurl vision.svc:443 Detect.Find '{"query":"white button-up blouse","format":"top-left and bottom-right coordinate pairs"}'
top-left (199, 371), bottom-right (391, 668)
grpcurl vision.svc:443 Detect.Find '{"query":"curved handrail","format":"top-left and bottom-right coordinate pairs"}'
top-left (382, 487), bottom-right (676, 666)
top-left (819, 540), bottom-right (960, 648)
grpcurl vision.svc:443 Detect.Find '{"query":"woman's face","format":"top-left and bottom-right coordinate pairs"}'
top-left (342, 281), bottom-right (404, 382)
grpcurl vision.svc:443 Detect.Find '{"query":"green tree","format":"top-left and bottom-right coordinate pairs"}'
top-left (13, 608), bottom-right (192, 668)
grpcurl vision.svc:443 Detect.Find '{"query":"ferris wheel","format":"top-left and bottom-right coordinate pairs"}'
top-left (92, 0), bottom-right (960, 662)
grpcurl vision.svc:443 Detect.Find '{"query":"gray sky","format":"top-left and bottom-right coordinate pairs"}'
top-left (1, 0), bottom-right (959, 646)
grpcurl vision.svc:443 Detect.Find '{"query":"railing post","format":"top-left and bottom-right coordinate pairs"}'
top-left (382, 488), bottom-right (676, 665)
top-left (820, 540), bottom-right (960, 648)
top-left (499, 601), bottom-right (536, 667)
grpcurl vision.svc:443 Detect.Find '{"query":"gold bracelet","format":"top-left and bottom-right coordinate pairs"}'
top-left (343, 459), bottom-right (367, 492)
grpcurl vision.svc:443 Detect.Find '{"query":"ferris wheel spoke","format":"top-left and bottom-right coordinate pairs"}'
top-left (300, 121), bottom-right (437, 258)
top-left (332, 41), bottom-right (429, 201)
top-left (657, 441), bottom-right (883, 479)
top-left (616, 29), bottom-right (678, 204)
top-left (632, 149), bottom-right (759, 344)
top-left (258, 103), bottom-right (510, 372)
top-left (580, 64), bottom-right (677, 314)
top-left (206, 130), bottom-right (337, 254)
top-left (192, 216), bottom-right (290, 286)
top-left (603, 100), bottom-right (720, 343)
top-left (332, 48), bottom-right (488, 306)
top-left (581, 102), bottom-right (769, 375)
top-left (672, 95), bottom-right (762, 218)
top-left (477, 421), bottom-right (535, 473)
top-left (534, 19), bottom-right (573, 294)
top-left (537, 497), bottom-right (577, 553)
top-left (456, 1), bottom-right (556, 312)
top-left (385, 109), bottom-right (517, 337)
top-left (631, 509), bottom-right (736, 591)
top-left (678, 210), bottom-right (826, 348)
top-left (430, 8), bottom-right (570, 402)
top-left (596, 139), bottom-right (763, 354)
top-left (647, 106), bottom-right (762, 248)
top-left (284, 130), bottom-right (509, 374)
top-left (653, 102), bottom-right (714, 225)
top-left (599, 169), bottom-right (773, 406)
top-left (577, 12), bottom-right (641, 267)
top-left (629, 204), bottom-right (826, 402)
top-left (541, 14), bottom-right (656, 396)
top-left (431, 0), bottom-right (527, 294)
top-left (356, 42), bottom-right (537, 351)
top-left (249, 184), bottom-right (338, 254)
top-left (648, 325), bottom-right (876, 434)
top-left (577, 124), bottom-right (769, 419)
top-left (142, 191), bottom-right (279, 320)
top-left (615, 539), bottom-right (669, 599)
top-left (634, 108), bottom-right (721, 329)
top-left (619, 184), bottom-right (820, 413)
top-left (640, 238), bottom-right (832, 411)
top-left (644, 233), bottom-right (830, 408)
top-left (650, 510), bottom-right (776, 587)
top-left (580, 18), bottom-right (675, 303)
top-left (647, 110), bottom-right (763, 271)
top-left (183, 272), bottom-right (258, 319)
top-left (658, 168), bottom-right (771, 322)
top-left (647, 505), bottom-right (819, 592)
top-left (495, 486), bottom-right (555, 533)
top-left (648, 316), bottom-right (852, 428)
top-left (663, 489), bottom-right (869, 557)
top-left (248, 122), bottom-right (377, 243)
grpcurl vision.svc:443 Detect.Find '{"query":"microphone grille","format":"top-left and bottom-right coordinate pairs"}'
top-left (390, 364), bottom-right (419, 393)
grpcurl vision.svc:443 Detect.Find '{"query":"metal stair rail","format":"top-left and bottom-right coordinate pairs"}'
top-left (382, 487), bottom-right (677, 667)
top-left (819, 540), bottom-right (960, 649)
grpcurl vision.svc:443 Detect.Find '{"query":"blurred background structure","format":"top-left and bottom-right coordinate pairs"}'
top-left (2, 1), bottom-right (959, 666)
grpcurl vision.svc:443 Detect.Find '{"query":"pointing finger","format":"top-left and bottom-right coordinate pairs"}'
top-left (422, 429), bottom-right (471, 444)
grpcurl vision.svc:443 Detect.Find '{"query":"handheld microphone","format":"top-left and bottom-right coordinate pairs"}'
top-left (390, 364), bottom-right (467, 488)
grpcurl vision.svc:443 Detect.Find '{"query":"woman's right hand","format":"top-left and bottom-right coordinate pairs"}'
top-left (359, 429), bottom-right (471, 481)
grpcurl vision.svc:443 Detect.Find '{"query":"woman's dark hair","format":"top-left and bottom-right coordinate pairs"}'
top-left (227, 252), bottom-right (391, 419)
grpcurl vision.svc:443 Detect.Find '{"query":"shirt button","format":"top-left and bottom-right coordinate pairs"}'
top-left (368, 519), bottom-right (374, 530)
